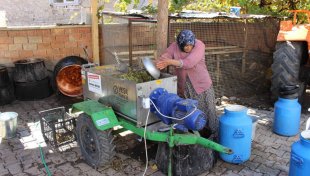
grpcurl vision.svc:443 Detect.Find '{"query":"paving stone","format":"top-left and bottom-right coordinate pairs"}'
top-left (252, 156), bottom-right (275, 167)
top-left (12, 173), bottom-right (29, 176)
top-left (243, 161), bottom-right (260, 170)
top-left (282, 152), bottom-right (291, 159)
top-left (252, 149), bottom-right (270, 159)
top-left (255, 164), bottom-right (280, 175)
top-left (23, 166), bottom-right (42, 175)
top-left (268, 154), bottom-right (288, 165)
top-left (221, 162), bottom-right (244, 172)
top-left (209, 165), bottom-right (227, 175)
top-left (74, 162), bottom-right (93, 172)
top-left (48, 153), bottom-right (66, 165)
top-left (278, 145), bottom-right (291, 152)
top-left (62, 151), bottom-right (79, 162)
top-left (265, 147), bottom-right (285, 157)
top-left (56, 162), bottom-right (75, 173)
top-left (223, 170), bottom-right (242, 176)
top-left (278, 171), bottom-right (288, 176)
top-left (85, 169), bottom-right (104, 176)
top-left (273, 162), bottom-right (289, 173)
top-left (0, 164), bottom-right (9, 175)
top-left (238, 167), bottom-right (263, 176)
top-left (7, 163), bottom-right (22, 175)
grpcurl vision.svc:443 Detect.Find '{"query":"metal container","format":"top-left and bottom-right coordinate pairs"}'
top-left (142, 57), bottom-right (160, 79)
top-left (81, 64), bottom-right (177, 127)
top-left (0, 112), bottom-right (18, 139)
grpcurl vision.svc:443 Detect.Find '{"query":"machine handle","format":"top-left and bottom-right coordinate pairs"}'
top-left (233, 129), bottom-right (245, 138)
top-left (291, 154), bottom-right (303, 167)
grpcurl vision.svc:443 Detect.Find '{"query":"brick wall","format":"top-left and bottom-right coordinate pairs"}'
top-left (0, 26), bottom-right (93, 70)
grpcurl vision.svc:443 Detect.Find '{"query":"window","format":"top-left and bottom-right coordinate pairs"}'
top-left (49, 0), bottom-right (80, 6)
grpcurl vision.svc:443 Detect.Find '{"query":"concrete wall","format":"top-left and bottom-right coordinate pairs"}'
top-left (0, 0), bottom-right (91, 27)
top-left (0, 0), bottom-right (157, 27)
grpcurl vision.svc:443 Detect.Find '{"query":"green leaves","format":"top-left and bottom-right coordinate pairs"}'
top-left (98, 0), bottom-right (310, 16)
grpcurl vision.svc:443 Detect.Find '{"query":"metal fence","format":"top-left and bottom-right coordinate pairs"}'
top-left (101, 12), bottom-right (280, 98)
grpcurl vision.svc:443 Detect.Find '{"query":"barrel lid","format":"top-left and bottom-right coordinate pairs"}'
top-left (225, 105), bottom-right (247, 112)
top-left (301, 130), bottom-right (310, 141)
top-left (14, 58), bottom-right (44, 65)
top-left (0, 112), bottom-right (18, 121)
top-left (279, 85), bottom-right (299, 95)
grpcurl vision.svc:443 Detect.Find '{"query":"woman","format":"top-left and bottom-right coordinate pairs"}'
top-left (156, 29), bottom-right (218, 136)
top-left (155, 30), bottom-right (218, 175)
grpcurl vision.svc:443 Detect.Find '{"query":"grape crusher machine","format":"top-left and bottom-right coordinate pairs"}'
top-left (72, 62), bottom-right (233, 175)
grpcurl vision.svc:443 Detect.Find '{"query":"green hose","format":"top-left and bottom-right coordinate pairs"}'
top-left (39, 145), bottom-right (52, 176)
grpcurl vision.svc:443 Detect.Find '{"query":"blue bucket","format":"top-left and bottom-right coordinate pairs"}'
top-left (230, 7), bottom-right (241, 16)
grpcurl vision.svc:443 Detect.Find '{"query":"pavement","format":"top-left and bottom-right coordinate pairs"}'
top-left (0, 93), bottom-right (308, 176)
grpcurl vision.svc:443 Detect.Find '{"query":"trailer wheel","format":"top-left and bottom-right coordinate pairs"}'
top-left (271, 41), bottom-right (307, 101)
top-left (76, 114), bottom-right (115, 168)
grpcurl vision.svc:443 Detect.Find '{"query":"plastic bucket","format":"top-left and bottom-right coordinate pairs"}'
top-left (0, 112), bottom-right (18, 139)
top-left (230, 6), bottom-right (241, 16)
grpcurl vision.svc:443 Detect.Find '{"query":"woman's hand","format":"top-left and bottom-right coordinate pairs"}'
top-left (156, 60), bottom-right (170, 70)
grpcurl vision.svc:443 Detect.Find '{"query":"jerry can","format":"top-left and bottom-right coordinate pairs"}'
top-left (219, 105), bottom-right (252, 164)
top-left (289, 118), bottom-right (310, 176)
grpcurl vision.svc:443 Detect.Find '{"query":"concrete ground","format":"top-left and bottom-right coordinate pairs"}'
top-left (0, 93), bottom-right (308, 176)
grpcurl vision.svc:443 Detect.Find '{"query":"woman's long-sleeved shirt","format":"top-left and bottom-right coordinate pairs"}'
top-left (160, 39), bottom-right (212, 95)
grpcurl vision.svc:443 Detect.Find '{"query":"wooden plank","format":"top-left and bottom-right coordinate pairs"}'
top-left (156, 0), bottom-right (169, 57)
top-left (91, 0), bottom-right (100, 64)
top-left (242, 19), bottom-right (248, 74)
top-left (205, 46), bottom-right (239, 50)
top-left (205, 49), bottom-right (244, 55)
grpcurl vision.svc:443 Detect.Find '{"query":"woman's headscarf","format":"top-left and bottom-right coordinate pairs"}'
top-left (176, 30), bottom-right (196, 52)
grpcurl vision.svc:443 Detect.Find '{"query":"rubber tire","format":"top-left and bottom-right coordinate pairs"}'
top-left (0, 66), bottom-right (10, 88)
top-left (0, 84), bottom-right (15, 105)
top-left (13, 58), bottom-right (48, 83)
top-left (271, 42), bottom-right (306, 101)
top-left (155, 132), bottom-right (216, 176)
top-left (14, 77), bottom-right (52, 101)
top-left (76, 114), bottom-right (116, 168)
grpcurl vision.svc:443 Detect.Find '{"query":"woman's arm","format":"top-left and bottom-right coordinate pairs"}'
top-left (182, 40), bottom-right (205, 69)
top-left (156, 58), bottom-right (182, 70)
top-left (156, 42), bottom-right (182, 70)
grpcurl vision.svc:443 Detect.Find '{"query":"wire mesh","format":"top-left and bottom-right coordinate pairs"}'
top-left (101, 13), bottom-right (279, 98)
top-left (168, 17), bottom-right (279, 98)
top-left (101, 14), bottom-right (157, 67)
top-left (39, 107), bottom-right (76, 150)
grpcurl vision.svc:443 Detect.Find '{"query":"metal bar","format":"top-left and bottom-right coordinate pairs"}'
top-left (118, 118), bottom-right (233, 154)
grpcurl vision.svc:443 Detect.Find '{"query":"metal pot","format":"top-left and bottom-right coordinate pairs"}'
top-left (142, 57), bottom-right (160, 79)
top-left (0, 112), bottom-right (18, 139)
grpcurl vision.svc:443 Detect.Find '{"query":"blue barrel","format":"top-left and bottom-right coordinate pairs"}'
top-left (219, 105), bottom-right (252, 164)
top-left (273, 98), bottom-right (301, 136)
top-left (289, 130), bottom-right (310, 176)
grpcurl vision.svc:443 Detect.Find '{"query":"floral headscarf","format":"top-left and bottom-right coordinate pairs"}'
top-left (176, 30), bottom-right (196, 52)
